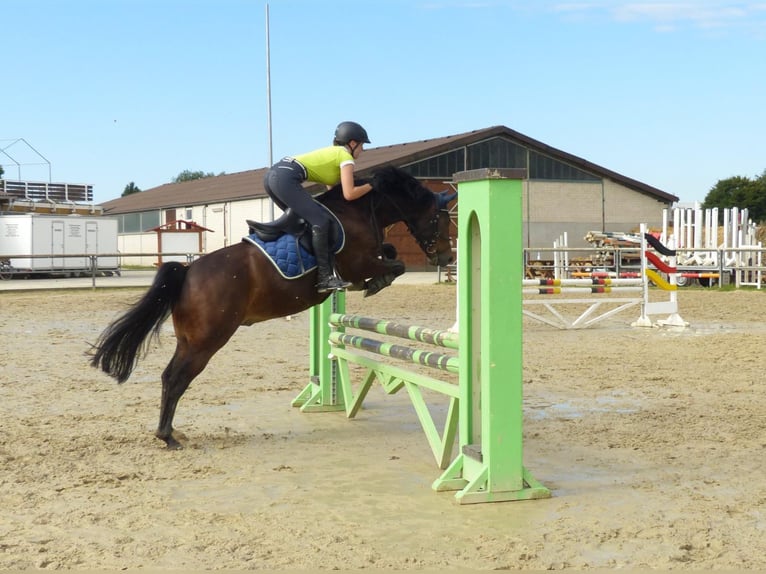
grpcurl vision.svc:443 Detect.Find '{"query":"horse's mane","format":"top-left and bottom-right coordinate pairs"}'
top-left (321, 165), bottom-right (433, 208)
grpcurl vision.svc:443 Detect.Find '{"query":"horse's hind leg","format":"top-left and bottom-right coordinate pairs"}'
top-left (156, 345), bottom-right (213, 449)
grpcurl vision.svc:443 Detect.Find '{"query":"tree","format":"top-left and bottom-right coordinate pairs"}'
top-left (702, 171), bottom-right (766, 223)
top-left (122, 181), bottom-right (142, 196)
top-left (0, 164), bottom-right (4, 178)
top-left (172, 170), bottom-right (223, 183)
top-left (702, 176), bottom-right (753, 209)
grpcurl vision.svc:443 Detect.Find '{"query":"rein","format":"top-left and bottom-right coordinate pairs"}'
top-left (371, 188), bottom-right (448, 257)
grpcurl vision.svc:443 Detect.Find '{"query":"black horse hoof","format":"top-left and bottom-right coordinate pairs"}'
top-left (364, 273), bottom-right (397, 297)
top-left (158, 433), bottom-right (184, 450)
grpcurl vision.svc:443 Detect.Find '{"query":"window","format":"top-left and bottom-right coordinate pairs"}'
top-left (116, 210), bottom-right (161, 233)
top-left (402, 136), bottom-right (601, 183)
top-left (403, 149), bottom-right (465, 179)
top-left (528, 151), bottom-right (599, 181)
top-left (467, 138), bottom-right (526, 170)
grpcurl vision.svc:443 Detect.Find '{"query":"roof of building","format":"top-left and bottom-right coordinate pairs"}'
top-left (100, 125), bottom-right (678, 215)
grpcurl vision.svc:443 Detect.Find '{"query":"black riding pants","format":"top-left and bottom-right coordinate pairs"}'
top-left (263, 159), bottom-right (333, 228)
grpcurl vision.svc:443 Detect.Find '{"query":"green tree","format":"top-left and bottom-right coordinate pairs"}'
top-left (122, 181), bottom-right (142, 196)
top-left (702, 176), bottom-right (753, 208)
top-left (749, 170), bottom-right (766, 223)
top-left (702, 172), bottom-right (766, 223)
top-left (0, 164), bottom-right (4, 178)
top-left (172, 169), bottom-right (222, 183)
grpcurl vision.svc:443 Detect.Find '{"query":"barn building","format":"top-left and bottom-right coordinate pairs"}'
top-left (99, 125), bottom-right (678, 269)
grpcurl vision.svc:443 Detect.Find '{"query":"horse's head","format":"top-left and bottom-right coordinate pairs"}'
top-left (370, 166), bottom-right (456, 267)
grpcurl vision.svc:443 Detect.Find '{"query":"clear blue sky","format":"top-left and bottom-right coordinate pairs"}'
top-left (3, 0), bottom-right (765, 205)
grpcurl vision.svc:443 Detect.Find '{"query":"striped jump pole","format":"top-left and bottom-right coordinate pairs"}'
top-left (524, 277), bottom-right (644, 286)
top-left (329, 331), bottom-right (458, 373)
top-left (292, 303), bottom-right (461, 413)
top-left (327, 314), bottom-right (459, 375)
top-left (330, 314), bottom-right (460, 350)
top-left (323, 313), bottom-right (462, 469)
top-left (523, 277), bottom-right (643, 296)
top-left (632, 223), bottom-right (688, 328)
top-left (522, 275), bottom-right (644, 329)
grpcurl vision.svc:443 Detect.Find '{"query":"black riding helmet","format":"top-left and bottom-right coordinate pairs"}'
top-left (334, 121), bottom-right (371, 145)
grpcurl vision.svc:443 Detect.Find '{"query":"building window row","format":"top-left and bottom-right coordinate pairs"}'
top-left (402, 136), bottom-right (599, 182)
top-left (116, 210), bottom-right (161, 233)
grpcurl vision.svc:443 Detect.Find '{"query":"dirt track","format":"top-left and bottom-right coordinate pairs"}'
top-left (1, 283), bottom-right (765, 569)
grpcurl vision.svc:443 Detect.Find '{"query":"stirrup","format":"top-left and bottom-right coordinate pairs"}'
top-left (317, 276), bottom-right (352, 293)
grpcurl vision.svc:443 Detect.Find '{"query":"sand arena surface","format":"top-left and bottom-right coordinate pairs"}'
top-left (1, 282), bottom-right (765, 569)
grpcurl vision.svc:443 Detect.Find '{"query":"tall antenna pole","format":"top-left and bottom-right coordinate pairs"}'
top-left (265, 3), bottom-right (275, 219)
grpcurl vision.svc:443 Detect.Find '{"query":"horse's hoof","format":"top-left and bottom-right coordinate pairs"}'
top-left (157, 433), bottom-right (184, 450)
top-left (364, 273), bottom-right (397, 297)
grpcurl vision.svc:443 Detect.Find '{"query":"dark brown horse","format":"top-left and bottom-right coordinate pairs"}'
top-left (90, 166), bottom-right (455, 449)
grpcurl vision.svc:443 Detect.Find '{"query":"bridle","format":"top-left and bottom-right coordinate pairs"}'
top-left (369, 190), bottom-right (450, 258)
top-left (411, 205), bottom-right (451, 257)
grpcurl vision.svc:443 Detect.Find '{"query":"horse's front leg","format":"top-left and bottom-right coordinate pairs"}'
top-left (363, 258), bottom-right (406, 297)
top-left (340, 242), bottom-right (406, 295)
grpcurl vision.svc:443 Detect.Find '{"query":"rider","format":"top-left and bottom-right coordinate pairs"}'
top-left (263, 121), bottom-right (374, 293)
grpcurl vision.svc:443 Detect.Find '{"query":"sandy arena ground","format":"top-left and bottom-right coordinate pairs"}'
top-left (1, 281), bottom-right (765, 570)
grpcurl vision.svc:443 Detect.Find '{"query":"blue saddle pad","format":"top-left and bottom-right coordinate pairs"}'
top-left (242, 229), bottom-right (345, 280)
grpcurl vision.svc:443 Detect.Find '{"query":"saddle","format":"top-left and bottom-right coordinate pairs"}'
top-left (243, 205), bottom-right (346, 279)
top-left (244, 204), bottom-right (398, 289)
top-left (247, 202), bottom-right (347, 254)
top-left (247, 208), bottom-right (314, 252)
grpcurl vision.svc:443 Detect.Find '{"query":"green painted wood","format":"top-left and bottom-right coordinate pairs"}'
top-left (328, 332), bottom-right (459, 373)
top-left (329, 313), bottom-right (459, 350)
top-left (432, 169), bottom-right (551, 504)
top-left (298, 169), bottom-right (550, 504)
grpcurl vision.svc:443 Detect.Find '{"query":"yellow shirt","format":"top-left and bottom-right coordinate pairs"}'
top-left (294, 146), bottom-right (354, 186)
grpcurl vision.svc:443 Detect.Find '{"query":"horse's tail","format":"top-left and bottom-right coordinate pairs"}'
top-left (89, 261), bottom-right (189, 383)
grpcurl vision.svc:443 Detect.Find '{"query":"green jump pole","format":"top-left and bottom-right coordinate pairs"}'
top-left (291, 291), bottom-right (346, 411)
top-left (433, 168), bottom-right (550, 504)
top-left (328, 332), bottom-right (459, 374)
top-left (329, 314), bottom-right (460, 350)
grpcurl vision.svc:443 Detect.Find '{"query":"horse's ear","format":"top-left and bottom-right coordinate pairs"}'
top-left (437, 190), bottom-right (457, 208)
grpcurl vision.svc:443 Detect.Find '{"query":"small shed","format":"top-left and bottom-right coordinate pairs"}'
top-left (150, 220), bottom-right (213, 265)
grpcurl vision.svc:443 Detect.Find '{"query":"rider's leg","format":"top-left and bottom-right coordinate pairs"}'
top-left (265, 164), bottom-right (350, 292)
top-left (311, 224), bottom-right (351, 292)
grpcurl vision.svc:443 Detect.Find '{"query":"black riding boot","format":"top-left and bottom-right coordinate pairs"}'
top-left (311, 225), bottom-right (351, 293)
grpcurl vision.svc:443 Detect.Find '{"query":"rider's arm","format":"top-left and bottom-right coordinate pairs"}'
top-left (339, 164), bottom-right (373, 201)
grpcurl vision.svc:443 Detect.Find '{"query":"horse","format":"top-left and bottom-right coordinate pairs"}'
top-left (89, 166), bottom-right (456, 449)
